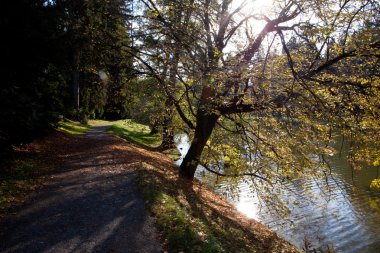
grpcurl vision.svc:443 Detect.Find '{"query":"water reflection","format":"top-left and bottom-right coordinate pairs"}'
top-left (174, 134), bottom-right (190, 166)
top-left (174, 134), bottom-right (380, 253)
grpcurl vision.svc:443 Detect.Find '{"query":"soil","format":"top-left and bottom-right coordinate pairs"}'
top-left (0, 125), bottom-right (165, 253)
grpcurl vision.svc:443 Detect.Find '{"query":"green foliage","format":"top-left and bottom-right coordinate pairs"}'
top-left (107, 119), bottom-right (161, 147)
top-left (153, 193), bottom-right (224, 252)
top-left (61, 0), bottom-right (134, 119)
top-left (0, 1), bottom-right (70, 152)
top-left (0, 0), bottom-right (134, 152)
top-left (121, 78), bottom-right (166, 125)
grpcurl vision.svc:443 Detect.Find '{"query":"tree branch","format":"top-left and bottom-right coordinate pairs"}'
top-left (200, 162), bottom-right (270, 182)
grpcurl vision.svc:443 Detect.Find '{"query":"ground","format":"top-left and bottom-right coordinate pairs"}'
top-left (0, 123), bottom-right (300, 253)
top-left (0, 124), bottom-right (163, 253)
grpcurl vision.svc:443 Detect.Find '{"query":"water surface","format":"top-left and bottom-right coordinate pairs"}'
top-left (175, 134), bottom-right (380, 252)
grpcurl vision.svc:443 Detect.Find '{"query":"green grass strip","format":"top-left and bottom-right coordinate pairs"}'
top-left (107, 119), bottom-right (161, 147)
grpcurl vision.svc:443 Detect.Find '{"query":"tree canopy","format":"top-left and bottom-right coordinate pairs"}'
top-left (131, 0), bottom-right (380, 187)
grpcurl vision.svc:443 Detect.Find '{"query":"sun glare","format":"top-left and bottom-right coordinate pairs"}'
top-left (232, 0), bottom-right (275, 36)
top-left (233, 0), bottom-right (274, 15)
top-left (224, 0), bottom-right (275, 52)
top-left (252, 0), bottom-right (273, 13)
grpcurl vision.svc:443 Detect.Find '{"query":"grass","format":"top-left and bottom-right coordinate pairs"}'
top-left (137, 163), bottom-right (299, 253)
top-left (57, 119), bottom-right (90, 135)
top-left (107, 119), bottom-right (161, 147)
top-left (88, 119), bottom-right (112, 126)
top-left (137, 166), bottom-right (227, 253)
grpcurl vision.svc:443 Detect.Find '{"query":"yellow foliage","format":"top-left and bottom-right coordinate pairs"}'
top-left (370, 179), bottom-right (380, 190)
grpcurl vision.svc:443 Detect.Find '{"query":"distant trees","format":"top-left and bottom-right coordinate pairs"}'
top-left (134, 0), bottom-right (380, 183)
top-left (56, 0), bottom-right (134, 120)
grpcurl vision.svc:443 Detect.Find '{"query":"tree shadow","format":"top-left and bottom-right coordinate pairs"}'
top-left (0, 127), bottom-right (165, 253)
top-left (0, 171), bottom-right (162, 252)
top-left (140, 167), bottom-right (295, 253)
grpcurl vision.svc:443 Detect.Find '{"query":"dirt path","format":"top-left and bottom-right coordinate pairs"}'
top-left (0, 125), bottom-right (164, 253)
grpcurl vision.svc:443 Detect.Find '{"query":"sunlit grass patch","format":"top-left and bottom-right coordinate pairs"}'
top-left (88, 119), bottom-right (112, 126)
top-left (57, 119), bottom-right (90, 135)
top-left (107, 119), bottom-right (161, 147)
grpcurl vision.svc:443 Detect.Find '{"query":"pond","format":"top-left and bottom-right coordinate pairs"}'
top-left (174, 134), bottom-right (380, 253)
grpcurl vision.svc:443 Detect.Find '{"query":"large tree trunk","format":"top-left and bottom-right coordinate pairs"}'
top-left (179, 111), bottom-right (219, 180)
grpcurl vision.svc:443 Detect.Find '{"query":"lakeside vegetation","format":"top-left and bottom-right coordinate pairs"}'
top-left (107, 119), bottom-right (299, 252)
top-left (137, 162), bottom-right (300, 253)
top-left (107, 119), bottom-right (182, 160)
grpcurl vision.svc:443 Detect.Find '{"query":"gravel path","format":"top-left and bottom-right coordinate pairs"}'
top-left (0, 125), bottom-right (163, 253)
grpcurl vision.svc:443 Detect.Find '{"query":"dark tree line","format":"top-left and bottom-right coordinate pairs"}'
top-left (0, 0), bottom-right (134, 154)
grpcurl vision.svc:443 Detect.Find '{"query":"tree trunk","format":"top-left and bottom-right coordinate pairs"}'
top-left (159, 124), bottom-right (175, 150)
top-left (72, 50), bottom-right (80, 119)
top-left (158, 99), bottom-right (175, 150)
top-left (72, 70), bottom-right (80, 112)
top-left (157, 39), bottom-right (179, 150)
top-left (179, 111), bottom-right (219, 180)
top-left (150, 124), bottom-right (159, 135)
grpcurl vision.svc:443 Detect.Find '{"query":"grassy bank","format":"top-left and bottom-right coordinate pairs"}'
top-left (137, 162), bottom-right (300, 253)
top-left (109, 119), bottom-right (300, 252)
top-left (107, 119), bottom-right (161, 147)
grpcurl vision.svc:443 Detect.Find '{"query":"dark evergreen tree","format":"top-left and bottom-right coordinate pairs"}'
top-left (0, 0), bottom-right (134, 154)
top-left (0, 0), bottom-right (68, 154)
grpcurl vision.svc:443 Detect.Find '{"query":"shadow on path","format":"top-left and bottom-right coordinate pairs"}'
top-left (0, 125), bottom-right (163, 253)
